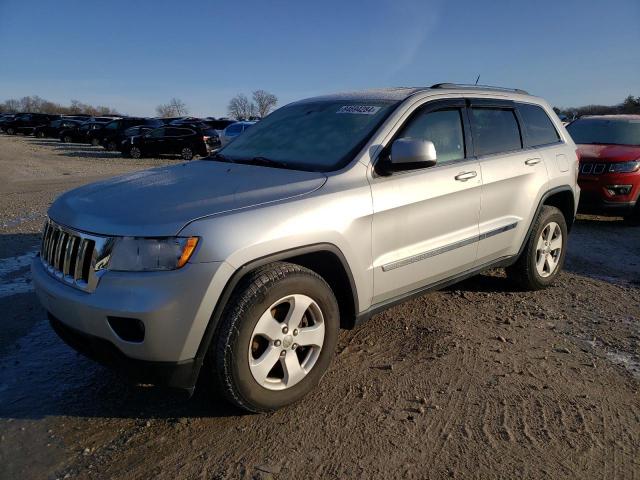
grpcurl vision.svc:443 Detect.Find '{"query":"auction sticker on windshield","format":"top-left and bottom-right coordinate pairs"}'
top-left (337, 105), bottom-right (382, 115)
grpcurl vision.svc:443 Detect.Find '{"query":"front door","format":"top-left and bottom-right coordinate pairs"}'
top-left (370, 100), bottom-right (481, 305)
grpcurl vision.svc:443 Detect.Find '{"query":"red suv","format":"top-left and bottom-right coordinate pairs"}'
top-left (567, 115), bottom-right (640, 222)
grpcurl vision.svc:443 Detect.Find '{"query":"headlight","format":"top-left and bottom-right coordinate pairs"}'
top-left (609, 161), bottom-right (640, 173)
top-left (107, 237), bottom-right (199, 272)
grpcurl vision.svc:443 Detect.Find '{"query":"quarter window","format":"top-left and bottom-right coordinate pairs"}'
top-left (398, 109), bottom-right (465, 163)
top-left (470, 108), bottom-right (522, 156)
top-left (518, 103), bottom-right (560, 147)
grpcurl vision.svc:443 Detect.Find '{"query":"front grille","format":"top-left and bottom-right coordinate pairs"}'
top-left (581, 162), bottom-right (607, 175)
top-left (40, 219), bottom-right (110, 292)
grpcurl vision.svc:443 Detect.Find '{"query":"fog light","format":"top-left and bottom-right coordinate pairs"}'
top-left (605, 185), bottom-right (632, 196)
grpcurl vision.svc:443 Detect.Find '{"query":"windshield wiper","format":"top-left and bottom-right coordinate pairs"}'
top-left (235, 156), bottom-right (290, 169)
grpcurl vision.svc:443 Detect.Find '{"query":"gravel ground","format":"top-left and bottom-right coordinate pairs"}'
top-left (0, 134), bottom-right (638, 480)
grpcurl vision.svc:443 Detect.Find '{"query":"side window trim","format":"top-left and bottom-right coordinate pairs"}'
top-left (373, 98), bottom-right (471, 175)
top-left (466, 98), bottom-right (524, 158)
top-left (515, 102), bottom-right (563, 149)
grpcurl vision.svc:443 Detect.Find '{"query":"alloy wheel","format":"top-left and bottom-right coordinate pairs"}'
top-left (248, 294), bottom-right (325, 391)
top-left (130, 147), bottom-right (142, 159)
top-left (535, 221), bottom-right (562, 277)
top-left (181, 147), bottom-right (193, 160)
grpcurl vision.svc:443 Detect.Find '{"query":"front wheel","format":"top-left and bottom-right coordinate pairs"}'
top-left (506, 205), bottom-right (567, 290)
top-left (209, 262), bottom-right (339, 412)
top-left (62, 135), bottom-right (72, 143)
top-left (6, 127), bottom-right (15, 135)
top-left (90, 138), bottom-right (100, 147)
top-left (36, 131), bottom-right (46, 138)
top-left (106, 140), bottom-right (117, 151)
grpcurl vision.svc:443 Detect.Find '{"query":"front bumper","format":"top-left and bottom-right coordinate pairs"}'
top-left (49, 314), bottom-right (198, 389)
top-left (577, 173), bottom-right (639, 216)
top-left (32, 256), bottom-right (229, 386)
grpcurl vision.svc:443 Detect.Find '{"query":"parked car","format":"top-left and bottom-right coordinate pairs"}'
top-left (33, 84), bottom-right (578, 412)
top-left (59, 120), bottom-right (110, 144)
top-left (34, 118), bottom-right (85, 139)
top-left (567, 115), bottom-right (640, 222)
top-left (115, 126), bottom-right (157, 151)
top-left (0, 114), bottom-right (16, 132)
top-left (3, 113), bottom-right (60, 135)
top-left (95, 118), bottom-right (164, 150)
top-left (121, 126), bottom-right (209, 160)
top-left (219, 121), bottom-right (256, 146)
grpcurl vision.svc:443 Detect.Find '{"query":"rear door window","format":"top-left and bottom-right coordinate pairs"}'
top-left (518, 103), bottom-right (560, 147)
top-left (470, 108), bottom-right (522, 156)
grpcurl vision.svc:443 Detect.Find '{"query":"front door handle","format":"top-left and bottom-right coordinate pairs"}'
top-left (525, 158), bottom-right (541, 166)
top-left (455, 171), bottom-right (477, 182)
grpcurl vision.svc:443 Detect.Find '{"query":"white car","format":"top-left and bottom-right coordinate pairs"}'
top-left (219, 121), bottom-right (256, 146)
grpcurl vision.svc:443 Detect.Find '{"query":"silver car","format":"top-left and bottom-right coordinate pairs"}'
top-left (32, 84), bottom-right (579, 412)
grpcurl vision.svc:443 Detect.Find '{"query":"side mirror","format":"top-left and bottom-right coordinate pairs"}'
top-left (390, 138), bottom-right (437, 167)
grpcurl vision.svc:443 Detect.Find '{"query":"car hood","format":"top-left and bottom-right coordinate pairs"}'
top-left (49, 161), bottom-right (327, 237)
top-left (577, 144), bottom-right (640, 162)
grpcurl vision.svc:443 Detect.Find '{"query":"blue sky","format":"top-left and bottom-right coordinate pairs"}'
top-left (0, 0), bottom-right (638, 117)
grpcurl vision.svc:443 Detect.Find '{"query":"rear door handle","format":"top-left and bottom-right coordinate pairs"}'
top-left (525, 158), bottom-right (541, 166)
top-left (455, 171), bottom-right (477, 182)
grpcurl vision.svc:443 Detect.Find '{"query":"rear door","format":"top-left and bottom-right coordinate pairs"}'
top-left (468, 99), bottom-right (549, 264)
top-left (370, 99), bottom-right (482, 304)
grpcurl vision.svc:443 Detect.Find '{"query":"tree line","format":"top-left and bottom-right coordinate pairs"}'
top-left (554, 94), bottom-right (640, 119)
top-left (0, 95), bottom-right (120, 116)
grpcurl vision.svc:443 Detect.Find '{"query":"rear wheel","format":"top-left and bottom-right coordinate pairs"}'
top-left (90, 138), bottom-right (100, 147)
top-left (129, 146), bottom-right (142, 159)
top-left (209, 262), bottom-right (339, 412)
top-left (62, 135), bottom-right (72, 143)
top-left (181, 147), bottom-right (194, 160)
top-left (36, 131), bottom-right (46, 138)
top-left (506, 206), bottom-right (567, 290)
top-left (106, 140), bottom-right (117, 151)
top-left (6, 127), bottom-right (15, 135)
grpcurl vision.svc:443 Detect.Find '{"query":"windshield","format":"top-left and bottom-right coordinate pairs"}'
top-left (220, 100), bottom-right (398, 171)
top-left (567, 118), bottom-right (640, 146)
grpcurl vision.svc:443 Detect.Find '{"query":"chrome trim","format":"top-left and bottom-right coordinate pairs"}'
top-left (382, 222), bottom-right (518, 272)
top-left (39, 219), bottom-right (113, 293)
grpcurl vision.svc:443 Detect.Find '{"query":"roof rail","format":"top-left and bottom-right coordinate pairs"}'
top-left (430, 83), bottom-right (529, 95)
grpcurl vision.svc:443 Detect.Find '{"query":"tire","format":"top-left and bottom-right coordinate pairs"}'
top-left (209, 262), bottom-right (340, 412)
top-left (623, 203), bottom-right (640, 225)
top-left (106, 140), bottom-right (117, 151)
top-left (36, 131), bottom-right (45, 138)
top-left (506, 205), bottom-right (568, 290)
top-left (62, 135), bottom-right (72, 143)
top-left (6, 127), bottom-right (15, 135)
top-left (90, 138), bottom-right (100, 147)
top-left (129, 146), bottom-right (142, 159)
top-left (181, 147), bottom-right (194, 161)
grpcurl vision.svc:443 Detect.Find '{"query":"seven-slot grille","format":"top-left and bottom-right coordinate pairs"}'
top-left (40, 219), bottom-right (98, 291)
top-left (581, 162), bottom-right (607, 175)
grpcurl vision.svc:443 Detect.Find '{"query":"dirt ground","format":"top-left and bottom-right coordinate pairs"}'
top-left (0, 134), bottom-right (638, 480)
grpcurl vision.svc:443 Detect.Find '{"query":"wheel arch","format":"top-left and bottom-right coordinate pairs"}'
top-left (193, 243), bottom-right (359, 375)
top-left (511, 185), bottom-right (576, 264)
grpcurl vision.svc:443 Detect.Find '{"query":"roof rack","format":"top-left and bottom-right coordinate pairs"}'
top-left (430, 83), bottom-right (529, 95)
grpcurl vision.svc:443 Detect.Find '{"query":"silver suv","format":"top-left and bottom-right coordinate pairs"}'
top-left (32, 84), bottom-right (579, 412)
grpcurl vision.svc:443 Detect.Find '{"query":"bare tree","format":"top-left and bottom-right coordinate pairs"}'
top-left (155, 98), bottom-right (189, 117)
top-left (227, 93), bottom-right (257, 120)
top-left (0, 95), bottom-right (119, 115)
top-left (252, 90), bottom-right (277, 118)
